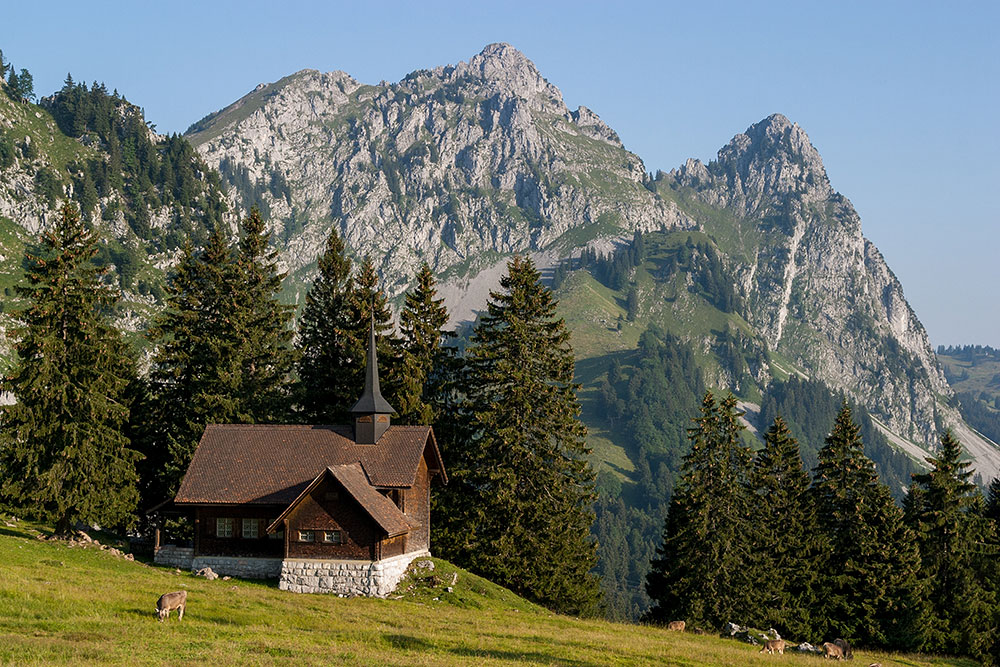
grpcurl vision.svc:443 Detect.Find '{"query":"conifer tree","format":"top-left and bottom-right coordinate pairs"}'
top-left (0, 203), bottom-right (139, 533)
top-left (397, 262), bottom-right (456, 424)
top-left (745, 415), bottom-right (825, 638)
top-left (296, 226), bottom-right (356, 422)
top-left (346, 256), bottom-right (401, 408)
top-left (986, 477), bottom-right (1000, 524)
top-left (644, 392), bottom-right (754, 627)
top-left (809, 404), bottom-right (925, 649)
top-left (142, 209), bottom-right (294, 498)
top-left (907, 430), bottom-right (994, 658)
top-left (231, 207), bottom-right (296, 422)
top-left (436, 255), bottom-right (600, 615)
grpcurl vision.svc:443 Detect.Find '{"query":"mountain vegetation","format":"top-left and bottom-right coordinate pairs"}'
top-left (2, 42), bottom-right (1000, 664)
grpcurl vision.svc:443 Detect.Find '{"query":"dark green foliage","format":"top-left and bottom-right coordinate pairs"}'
top-left (576, 231), bottom-right (645, 291)
top-left (43, 81), bottom-right (226, 248)
top-left (346, 257), bottom-right (403, 411)
top-left (33, 168), bottom-right (62, 208)
top-left (6, 66), bottom-right (34, 101)
top-left (435, 256), bottom-right (601, 616)
top-left (397, 262), bottom-right (457, 425)
top-left (0, 128), bottom-right (15, 169)
top-left (809, 404), bottom-right (925, 649)
top-left (987, 477), bottom-right (1000, 523)
top-left (759, 376), bottom-right (919, 497)
top-left (744, 416), bottom-right (825, 639)
top-left (140, 209), bottom-right (295, 501)
top-left (907, 430), bottom-right (995, 659)
top-left (296, 227), bottom-right (357, 423)
top-left (593, 326), bottom-right (705, 618)
top-left (955, 392), bottom-right (1000, 445)
top-left (217, 158), bottom-right (291, 220)
top-left (0, 204), bottom-right (139, 533)
top-left (644, 392), bottom-right (754, 627)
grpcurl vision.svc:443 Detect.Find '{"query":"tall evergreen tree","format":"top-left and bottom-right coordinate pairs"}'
top-left (296, 226), bottom-right (356, 423)
top-left (809, 404), bottom-right (925, 649)
top-left (0, 203), bottom-right (139, 533)
top-left (141, 208), bottom-right (294, 499)
top-left (435, 255), bottom-right (600, 615)
top-left (346, 256), bottom-right (401, 409)
top-left (986, 477), bottom-right (1000, 524)
top-left (745, 415), bottom-right (825, 638)
top-left (397, 262), bottom-right (456, 425)
top-left (230, 207), bottom-right (296, 422)
top-left (644, 392), bottom-right (754, 628)
top-left (907, 430), bottom-right (995, 658)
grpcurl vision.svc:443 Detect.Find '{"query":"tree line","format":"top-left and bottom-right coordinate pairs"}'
top-left (0, 203), bottom-right (601, 616)
top-left (645, 393), bottom-right (1000, 663)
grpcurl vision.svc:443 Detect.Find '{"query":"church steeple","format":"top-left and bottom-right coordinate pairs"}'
top-left (351, 318), bottom-right (395, 443)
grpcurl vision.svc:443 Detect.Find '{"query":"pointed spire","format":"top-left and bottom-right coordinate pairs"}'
top-left (351, 317), bottom-right (394, 443)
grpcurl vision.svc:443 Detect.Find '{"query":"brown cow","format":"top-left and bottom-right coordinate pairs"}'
top-left (667, 620), bottom-right (685, 632)
top-left (822, 642), bottom-right (844, 660)
top-left (156, 590), bottom-right (187, 622)
top-left (759, 639), bottom-right (786, 655)
top-left (833, 638), bottom-right (854, 660)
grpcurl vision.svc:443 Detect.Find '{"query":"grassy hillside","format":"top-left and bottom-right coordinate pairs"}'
top-left (0, 520), bottom-right (974, 666)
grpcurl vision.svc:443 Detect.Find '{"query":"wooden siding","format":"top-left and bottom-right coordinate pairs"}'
top-left (285, 475), bottom-right (379, 560)
top-left (404, 454), bottom-right (432, 551)
top-left (194, 505), bottom-right (285, 558)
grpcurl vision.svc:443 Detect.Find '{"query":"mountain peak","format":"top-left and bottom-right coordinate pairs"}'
top-left (450, 43), bottom-right (565, 112)
top-left (713, 113), bottom-right (832, 208)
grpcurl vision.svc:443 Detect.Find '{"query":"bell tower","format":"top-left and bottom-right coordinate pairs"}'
top-left (350, 319), bottom-right (395, 444)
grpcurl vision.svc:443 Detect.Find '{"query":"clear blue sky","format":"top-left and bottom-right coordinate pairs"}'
top-left (3, 0), bottom-right (997, 346)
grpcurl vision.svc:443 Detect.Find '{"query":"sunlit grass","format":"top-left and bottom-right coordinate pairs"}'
top-left (0, 520), bottom-right (976, 666)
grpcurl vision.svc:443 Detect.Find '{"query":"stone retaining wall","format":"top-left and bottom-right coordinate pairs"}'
top-left (279, 550), bottom-right (429, 596)
top-left (154, 545), bottom-right (194, 569)
top-left (190, 556), bottom-right (282, 579)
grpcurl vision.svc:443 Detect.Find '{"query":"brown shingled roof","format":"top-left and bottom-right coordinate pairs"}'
top-left (174, 424), bottom-right (445, 506)
top-left (266, 464), bottom-right (415, 538)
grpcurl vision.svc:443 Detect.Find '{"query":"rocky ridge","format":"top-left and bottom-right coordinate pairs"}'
top-left (666, 114), bottom-right (995, 471)
top-left (187, 43), bottom-right (692, 315)
top-left (186, 46), bottom-right (999, 474)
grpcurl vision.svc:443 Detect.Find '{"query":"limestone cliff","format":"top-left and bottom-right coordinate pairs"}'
top-left (185, 46), bottom-right (996, 474)
top-left (187, 43), bottom-right (691, 314)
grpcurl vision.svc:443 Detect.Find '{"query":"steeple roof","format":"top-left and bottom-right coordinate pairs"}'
top-left (351, 318), bottom-right (395, 415)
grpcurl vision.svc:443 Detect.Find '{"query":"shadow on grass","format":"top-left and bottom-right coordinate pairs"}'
top-left (448, 647), bottom-right (595, 665)
top-left (383, 634), bottom-right (434, 651)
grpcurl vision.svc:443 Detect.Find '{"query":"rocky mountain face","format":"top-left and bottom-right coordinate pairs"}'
top-left (186, 43), bottom-right (692, 316)
top-left (186, 45), bottom-right (999, 476)
top-left (664, 114), bottom-right (982, 460)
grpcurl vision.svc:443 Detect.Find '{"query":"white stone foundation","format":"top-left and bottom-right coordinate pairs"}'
top-left (279, 550), bottom-right (430, 597)
top-left (190, 556), bottom-right (283, 579)
top-left (154, 545), bottom-right (194, 569)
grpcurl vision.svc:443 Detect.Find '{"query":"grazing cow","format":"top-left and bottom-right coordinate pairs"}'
top-left (667, 620), bottom-right (685, 632)
top-left (833, 638), bottom-right (854, 660)
top-left (822, 642), bottom-right (844, 660)
top-left (156, 590), bottom-right (187, 622)
top-left (759, 639), bottom-right (786, 655)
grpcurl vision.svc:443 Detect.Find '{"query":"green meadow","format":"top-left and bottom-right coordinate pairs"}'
top-left (0, 521), bottom-right (975, 666)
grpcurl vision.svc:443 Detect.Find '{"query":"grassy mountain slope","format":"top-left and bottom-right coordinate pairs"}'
top-left (0, 520), bottom-right (971, 666)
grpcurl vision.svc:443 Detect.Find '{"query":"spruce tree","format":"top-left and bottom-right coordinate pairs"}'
top-left (809, 404), bottom-right (924, 649)
top-left (986, 477), bottom-right (1000, 524)
top-left (908, 430), bottom-right (995, 658)
top-left (397, 262), bottom-right (456, 424)
top-left (230, 207), bottom-right (296, 422)
top-left (745, 415), bottom-right (825, 639)
top-left (296, 226), bottom-right (356, 423)
top-left (346, 256), bottom-right (401, 409)
top-left (644, 392), bottom-right (754, 628)
top-left (436, 255), bottom-right (600, 615)
top-left (142, 209), bottom-right (294, 498)
top-left (0, 203), bottom-right (139, 533)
